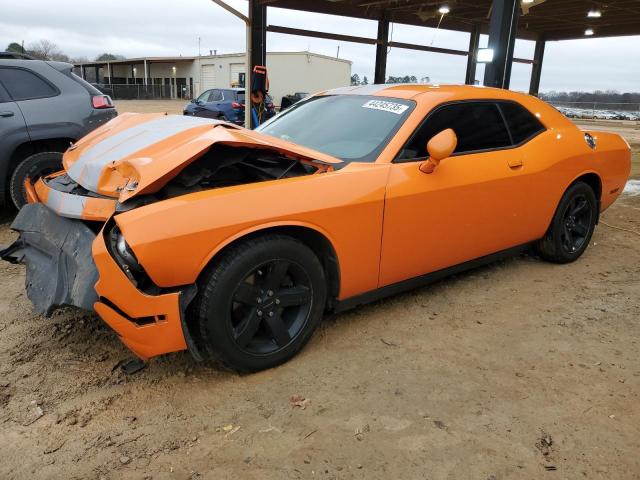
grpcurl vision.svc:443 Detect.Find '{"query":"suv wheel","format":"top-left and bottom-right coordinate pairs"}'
top-left (10, 152), bottom-right (63, 208)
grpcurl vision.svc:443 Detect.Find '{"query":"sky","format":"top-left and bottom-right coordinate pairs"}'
top-left (1, 0), bottom-right (639, 93)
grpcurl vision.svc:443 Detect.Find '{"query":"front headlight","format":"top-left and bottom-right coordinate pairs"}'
top-left (107, 224), bottom-right (149, 289)
top-left (115, 233), bottom-right (141, 273)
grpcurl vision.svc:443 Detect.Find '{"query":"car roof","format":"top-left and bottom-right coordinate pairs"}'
top-left (323, 83), bottom-right (531, 101)
top-left (321, 83), bottom-right (555, 113)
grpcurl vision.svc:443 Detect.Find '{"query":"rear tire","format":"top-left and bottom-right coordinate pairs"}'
top-left (10, 151), bottom-right (63, 209)
top-left (193, 235), bottom-right (327, 372)
top-left (537, 181), bottom-right (598, 263)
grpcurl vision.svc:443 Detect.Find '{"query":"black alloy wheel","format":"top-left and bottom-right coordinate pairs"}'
top-left (193, 234), bottom-right (327, 372)
top-left (560, 193), bottom-right (593, 254)
top-left (537, 181), bottom-right (598, 263)
top-left (230, 259), bottom-right (313, 355)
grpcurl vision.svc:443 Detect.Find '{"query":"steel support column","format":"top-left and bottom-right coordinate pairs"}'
top-left (249, 1), bottom-right (266, 72)
top-left (248, 0), bottom-right (266, 128)
top-left (483, 0), bottom-right (520, 89)
top-left (529, 38), bottom-right (546, 96)
top-left (465, 24), bottom-right (480, 85)
top-left (374, 13), bottom-right (390, 84)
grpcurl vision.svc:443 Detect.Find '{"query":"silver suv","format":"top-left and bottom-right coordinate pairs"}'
top-left (0, 56), bottom-right (117, 208)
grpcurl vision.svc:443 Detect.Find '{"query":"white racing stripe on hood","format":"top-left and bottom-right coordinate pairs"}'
top-left (67, 115), bottom-right (217, 192)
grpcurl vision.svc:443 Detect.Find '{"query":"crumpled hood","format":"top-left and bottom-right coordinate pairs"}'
top-left (63, 113), bottom-right (341, 202)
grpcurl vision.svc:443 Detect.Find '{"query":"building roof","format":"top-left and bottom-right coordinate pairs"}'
top-left (75, 51), bottom-right (352, 67)
top-left (262, 0), bottom-right (640, 41)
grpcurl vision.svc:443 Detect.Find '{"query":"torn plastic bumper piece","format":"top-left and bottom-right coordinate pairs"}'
top-left (0, 203), bottom-right (98, 315)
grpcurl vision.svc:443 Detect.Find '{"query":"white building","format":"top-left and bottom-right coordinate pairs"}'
top-left (76, 51), bottom-right (352, 105)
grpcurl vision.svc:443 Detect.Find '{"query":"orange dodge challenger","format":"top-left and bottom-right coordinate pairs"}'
top-left (1, 84), bottom-right (631, 371)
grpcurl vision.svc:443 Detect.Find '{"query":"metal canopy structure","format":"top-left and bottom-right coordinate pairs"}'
top-left (260, 0), bottom-right (640, 41)
top-left (245, 0), bottom-right (640, 100)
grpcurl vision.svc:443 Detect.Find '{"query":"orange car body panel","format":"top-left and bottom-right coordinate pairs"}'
top-left (26, 85), bottom-right (631, 360)
top-left (92, 231), bottom-right (187, 360)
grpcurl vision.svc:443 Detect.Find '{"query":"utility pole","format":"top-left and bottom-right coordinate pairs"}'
top-left (198, 37), bottom-right (201, 56)
top-left (336, 45), bottom-right (340, 58)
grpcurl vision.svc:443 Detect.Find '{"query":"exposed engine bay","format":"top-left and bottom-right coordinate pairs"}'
top-left (159, 144), bottom-right (322, 199)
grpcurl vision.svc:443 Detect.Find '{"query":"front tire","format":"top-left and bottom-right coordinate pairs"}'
top-left (193, 235), bottom-right (327, 372)
top-left (537, 181), bottom-right (598, 263)
top-left (10, 151), bottom-right (63, 208)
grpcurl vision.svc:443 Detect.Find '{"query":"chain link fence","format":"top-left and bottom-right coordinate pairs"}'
top-left (548, 102), bottom-right (640, 121)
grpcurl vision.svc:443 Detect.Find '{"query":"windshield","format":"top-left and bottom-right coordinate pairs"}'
top-left (256, 95), bottom-right (415, 162)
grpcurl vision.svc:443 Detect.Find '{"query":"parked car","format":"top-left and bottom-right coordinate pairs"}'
top-left (280, 91), bottom-right (310, 111)
top-left (0, 51), bottom-right (34, 60)
top-left (183, 88), bottom-right (275, 125)
top-left (2, 85), bottom-right (630, 372)
top-left (0, 58), bottom-right (116, 207)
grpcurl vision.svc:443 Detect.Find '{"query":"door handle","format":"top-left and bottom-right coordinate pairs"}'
top-left (508, 157), bottom-right (523, 168)
top-left (0, 111), bottom-right (15, 118)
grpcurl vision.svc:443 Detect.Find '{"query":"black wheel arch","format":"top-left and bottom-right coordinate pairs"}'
top-left (194, 226), bottom-right (340, 310)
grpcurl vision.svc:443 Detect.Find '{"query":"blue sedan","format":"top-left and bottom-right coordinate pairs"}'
top-left (184, 88), bottom-right (276, 126)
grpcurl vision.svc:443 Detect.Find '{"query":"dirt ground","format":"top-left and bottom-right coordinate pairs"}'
top-left (0, 106), bottom-right (639, 480)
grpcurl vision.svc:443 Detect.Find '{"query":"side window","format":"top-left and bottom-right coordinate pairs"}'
top-left (197, 90), bottom-right (211, 103)
top-left (210, 90), bottom-right (224, 101)
top-left (0, 67), bottom-right (58, 101)
top-left (398, 102), bottom-right (512, 160)
top-left (498, 101), bottom-right (545, 144)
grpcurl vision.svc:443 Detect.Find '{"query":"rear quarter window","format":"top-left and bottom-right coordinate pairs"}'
top-left (0, 67), bottom-right (59, 101)
top-left (498, 101), bottom-right (545, 144)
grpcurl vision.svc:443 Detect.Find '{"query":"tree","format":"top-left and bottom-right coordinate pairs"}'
top-left (6, 42), bottom-right (25, 54)
top-left (350, 73), bottom-right (361, 86)
top-left (362, 76), bottom-right (369, 85)
top-left (95, 53), bottom-right (125, 61)
top-left (27, 39), bottom-right (69, 62)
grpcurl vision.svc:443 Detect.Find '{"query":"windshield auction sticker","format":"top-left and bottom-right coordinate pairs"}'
top-left (362, 100), bottom-right (409, 115)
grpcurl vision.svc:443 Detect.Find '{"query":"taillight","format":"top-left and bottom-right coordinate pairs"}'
top-left (232, 102), bottom-right (244, 109)
top-left (92, 95), bottom-right (113, 109)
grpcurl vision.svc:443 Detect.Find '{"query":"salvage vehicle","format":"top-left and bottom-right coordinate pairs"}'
top-left (1, 84), bottom-right (631, 372)
top-left (0, 57), bottom-right (117, 208)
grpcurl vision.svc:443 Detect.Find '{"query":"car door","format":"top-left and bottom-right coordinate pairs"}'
top-left (379, 101), bottom-right (533, 287)
top-left (0, 77), bottom-right (29, 186)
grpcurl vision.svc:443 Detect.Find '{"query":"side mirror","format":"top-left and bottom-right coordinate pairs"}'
top-left (419, 128), bottom-right (457, 174)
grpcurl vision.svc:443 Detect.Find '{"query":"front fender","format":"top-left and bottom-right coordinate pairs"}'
top-left (114, 164), bottom-right (389, 300)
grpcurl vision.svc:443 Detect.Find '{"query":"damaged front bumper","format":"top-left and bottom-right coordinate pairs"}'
top-left (0, 203), bottom-right (99, 314)
top-left (1, 203), bottom-right (195, 361)
top-left (92, 226), bottom-right (192, 360)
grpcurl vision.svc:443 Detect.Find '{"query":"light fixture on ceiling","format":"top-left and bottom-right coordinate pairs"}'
top-left (587, 9), bottom-right (602, 18)
top-left (438, 5), bottom-right (450, 15)
top-left (584, 28), bottom-right (594, 36)
top-left (477, 48), bottom-right (494, 63)
top-left (522, 0), bottom-right (534, 4)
